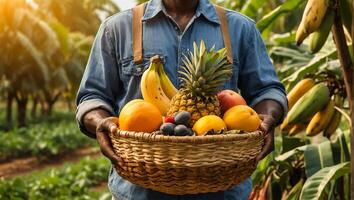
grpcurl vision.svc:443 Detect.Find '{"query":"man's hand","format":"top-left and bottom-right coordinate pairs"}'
top-left (253, 99), bottom-right (284, 162)
top-left (255, 114), bottom-right (276, 162)
top-left (96, 117), bottom-right (123, 167)
top-left (82, 109), bottom-right (123, 169)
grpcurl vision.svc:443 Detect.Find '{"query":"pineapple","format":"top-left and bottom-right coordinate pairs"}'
top-left (167, 40), bottom-right (233, 125)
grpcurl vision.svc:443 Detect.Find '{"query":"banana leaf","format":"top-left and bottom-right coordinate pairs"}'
top-left (304, 141), bottom-right (334, 178)
top-left (275, 145), bottom-right (307, 162)
top-left (282, 48), bottom-right (338, 90)
top-left (331, 131), bottom-right (351, 165)
top-left (256, 0), bottom-right (305, 33)
top-left (299, 162), bottom-right (350, 200)
top-left (49, 21), bottom-right (70, 58)
top-left (16, 31), bottom-right (49, 83)
top-left (240, 0), bottom-right (267, 19)
top-left (281, 135), bottom-right (307, 153)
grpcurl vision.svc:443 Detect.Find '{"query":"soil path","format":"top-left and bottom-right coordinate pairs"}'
top-left (0, 147), bottom-right (101, 179)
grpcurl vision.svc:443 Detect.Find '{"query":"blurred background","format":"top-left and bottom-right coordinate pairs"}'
top-left (0, 0), bottom-right (352, 199)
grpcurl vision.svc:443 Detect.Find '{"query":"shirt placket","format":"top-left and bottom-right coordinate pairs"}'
top-left (165, 14), bottom-right (197, 88)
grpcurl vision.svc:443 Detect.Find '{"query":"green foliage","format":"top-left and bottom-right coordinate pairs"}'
top-left (256, 0), bottom-right (305, 33)
top-left (0, 157), bottom-right (110, 200)
top-left (300, 162), bottom-right (350, 200)
top-left (0, 112), bottom-right (96, 161)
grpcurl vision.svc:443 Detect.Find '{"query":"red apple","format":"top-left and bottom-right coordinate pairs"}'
top-left (217, 90), bottom-right (247, 113)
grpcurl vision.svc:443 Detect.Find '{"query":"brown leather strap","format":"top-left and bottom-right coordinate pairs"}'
top-left (132, 3), bottom-right (145, 64)
top-left (214, 5), bottom-right (233, 64)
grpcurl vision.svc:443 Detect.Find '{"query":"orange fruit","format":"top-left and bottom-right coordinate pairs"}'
top-left (192, 115), bottom-right (227, 136)
top-left (119, 100), bottom-right (162, 132)
top-left (223, 105), bottom-right (261, 132)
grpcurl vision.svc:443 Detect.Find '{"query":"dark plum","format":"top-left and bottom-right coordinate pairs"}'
top-left (160, 123), bottom-right (175, 135)
top-left (174, 124), bottom-right (190, 136)
top-left (174, 111), bottom-right (191, 126)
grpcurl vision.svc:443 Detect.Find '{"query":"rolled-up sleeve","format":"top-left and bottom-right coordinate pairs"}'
top-left (76, 22), bottom-right (120, 135)
top-left (238, 22), bottom-right (288, 123)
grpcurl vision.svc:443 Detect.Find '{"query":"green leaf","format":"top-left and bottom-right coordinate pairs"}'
top-left (276, 145), bottom-right (307, 162)
top-left (300, 162), bottom-right (350, 200)
top-left (304, 141), bottom-right (334, 178)
top-left (331, 131), bottom-right (351, 165)
top-left (49, 21), bottom-right (70, 57)
top-left (240, 0), bottom-right (267, 19)
top-left (15, 31), bottom-right (49, 83)
top-left (282, 49), bottom-right (337, 89)
top-left (281, 135), bottom-right (306, 153)
top-left (256, 0), bottom-right (305, 32)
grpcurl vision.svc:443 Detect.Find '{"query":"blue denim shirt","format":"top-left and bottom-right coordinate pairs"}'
top-left (76, 0), bottom-right (287, 199)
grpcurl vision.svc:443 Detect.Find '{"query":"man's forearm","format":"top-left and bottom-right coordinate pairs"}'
top-left (83, 109), bottom-right (112, 137)
top-left (253, 99), bottom-right (284, 125)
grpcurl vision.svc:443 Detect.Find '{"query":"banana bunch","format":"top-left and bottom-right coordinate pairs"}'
top-left (296, 0), bottom-right (333, 51)
top-left (140, 55), bottom-right (178, 115)
top-left (281, 79), bottom-right (343, 137)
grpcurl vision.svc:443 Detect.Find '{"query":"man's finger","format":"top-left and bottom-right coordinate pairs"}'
top-left (96, 131), bottom-right (121, 165)
top-left (256, 133), bottom-right (274, 162)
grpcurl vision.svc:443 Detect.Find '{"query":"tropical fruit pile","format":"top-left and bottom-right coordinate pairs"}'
top-left (118, 41), bottom-right (261, 136)
top-left (296, 0), bottom-right (352, 53)
top-left (281, 78), bottom-right (344, 137)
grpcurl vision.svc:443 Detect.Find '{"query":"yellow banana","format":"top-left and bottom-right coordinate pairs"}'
top-left (280, 78), bottom-right (315, 131)
top-left (289, 123), bottom-right (306, 136)
top-left (323, 111), bottom-right (342, 137)
top-left (287, 83), bottom-right (330, 125)
top-left (156, 58), bottom-right (178, 99)
top-left (287, 78), bottom-right (316, 110)
top-left (296, 23), bottom-right (309, 45)
top-left (323, 95), bottom-right (343, 137)
top-left (140, 57), bottom-right (170, 115)
top-left (302, 0), bottom-right (328, 34)
top-left (309, 9), bottom-right (334, 53)
top-left (280, 117), bottom-right (291, 131)
top-left (306, 99), bottom-right (335, 136)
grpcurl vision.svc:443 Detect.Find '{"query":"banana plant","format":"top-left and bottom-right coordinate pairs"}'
top-left (0, 0), bottom-right (62, 127)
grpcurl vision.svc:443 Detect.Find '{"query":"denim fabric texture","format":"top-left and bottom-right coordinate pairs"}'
top-left (76, 0), bottom-right (288, 199)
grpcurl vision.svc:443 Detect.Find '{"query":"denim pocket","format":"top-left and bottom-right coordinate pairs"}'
top-left (119, 54), bottom-right (166, 84)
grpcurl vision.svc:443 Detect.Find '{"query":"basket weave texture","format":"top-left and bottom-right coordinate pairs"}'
top-left (109, 130), bottom-right (264, 195)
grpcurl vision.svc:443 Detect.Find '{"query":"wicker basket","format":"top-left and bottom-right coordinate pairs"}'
top-left (109, 130), bottom-right (264, 195)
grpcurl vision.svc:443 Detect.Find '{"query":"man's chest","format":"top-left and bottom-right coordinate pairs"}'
top-left (115, 16), bottom-right (240, 89)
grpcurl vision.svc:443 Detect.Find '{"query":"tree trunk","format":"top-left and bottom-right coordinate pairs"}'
top-left (15, 96), bottom-right (28, 127)
top-left (43, 91), bottom-right (61, 116)
top-left (31, 96), bottom-right (38, 118)
top-left (66, 97), bottom-right (73, 111)
top-left (332, 2), bottom-right (354, 198)
top-left (5, 91), bottom-right (13, 129)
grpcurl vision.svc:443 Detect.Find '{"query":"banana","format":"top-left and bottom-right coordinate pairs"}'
top-left (287, 78), bottom-right (316, 110)
top-left (323, 95), bottom-right (343, 137)
top-left (296, 23), bottom-right (309, 45)
top-left (309, 9), bottom-right (334, 53)
top-left (289, 123), bottom-right (306, 136)
top-left (306, 99), bottom-right (335, 136)
top-left (280, 78), bottom-right (315, 131)
top-left (302, 0), bottom-right (328, 34)
top-left (140, 56), bottom-right (170, 115)
top-left (287, 83), bottom-right (330, 125)
top-left (280, 117), bottom-right (291, 131)
top-left (156, 59), bottom-right (178, 99)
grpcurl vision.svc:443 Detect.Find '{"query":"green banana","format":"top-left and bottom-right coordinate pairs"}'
top-left (306, 99), bottom-right (335, 136)
top-left (287, 83), bottom-right (330, 125)
top-left (309, 9), bottom-right (334, 53)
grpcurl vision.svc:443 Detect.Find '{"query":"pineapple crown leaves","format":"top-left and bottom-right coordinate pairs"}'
top-left (178, 40), bottom-right (233, 98)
